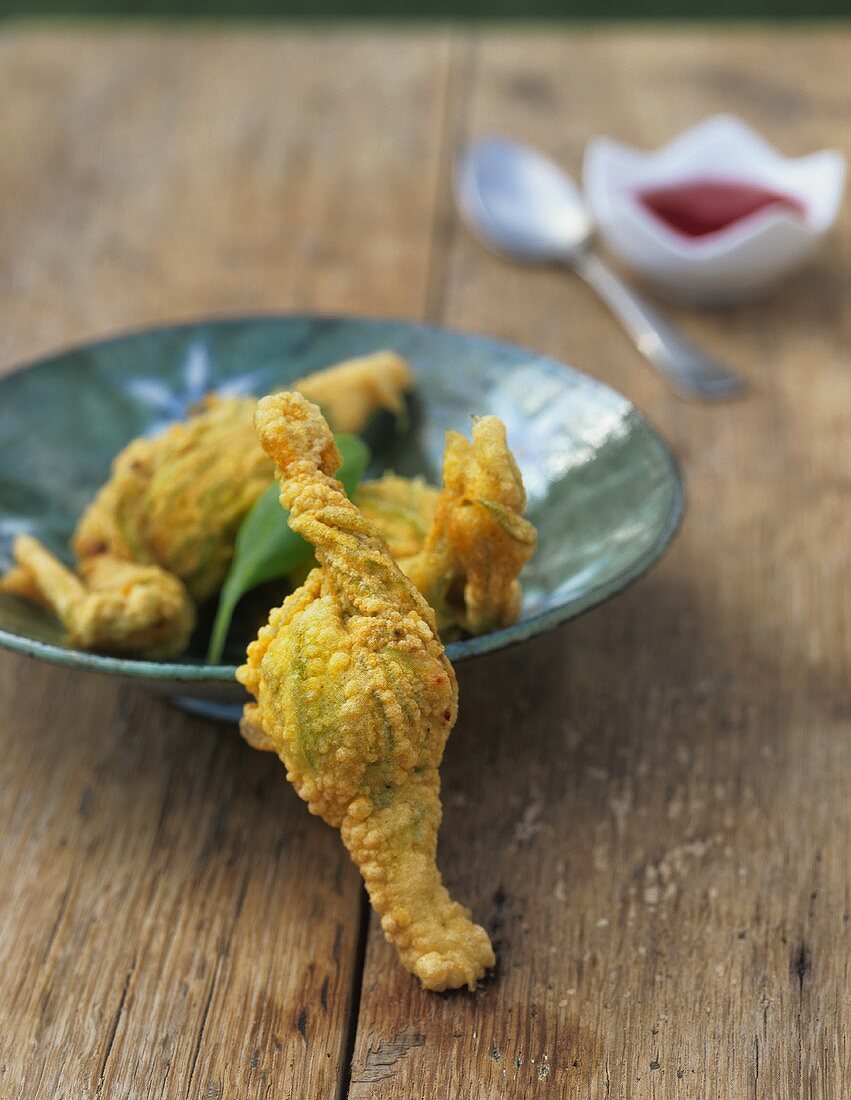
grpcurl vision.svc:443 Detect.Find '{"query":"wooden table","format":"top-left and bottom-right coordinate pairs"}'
top-left (0, 27), bottom-right (848, 1099)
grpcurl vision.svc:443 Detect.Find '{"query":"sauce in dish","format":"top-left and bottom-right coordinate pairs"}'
top-left (637, 180), bottom-right (806, 239)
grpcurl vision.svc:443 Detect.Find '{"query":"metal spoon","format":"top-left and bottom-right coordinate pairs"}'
top-left (455, 137), bottom-right (745, 401)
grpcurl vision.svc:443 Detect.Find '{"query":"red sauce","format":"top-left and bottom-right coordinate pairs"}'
top-left (637, 180), bottom-right (805, 238)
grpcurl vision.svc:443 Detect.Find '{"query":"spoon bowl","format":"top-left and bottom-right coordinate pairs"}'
top-left (455, 137), bottom-right (746, 401)
top-left (456, 137), bottom-right (594, 262)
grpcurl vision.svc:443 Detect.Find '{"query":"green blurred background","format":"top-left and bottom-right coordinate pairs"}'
top-left (3, 0), bottom-right (849, 19)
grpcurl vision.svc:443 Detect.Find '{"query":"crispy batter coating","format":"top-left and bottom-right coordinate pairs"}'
top-left (0, 562), bottom-right (52, 610)
top-left (6, 535), bottom-right (194, 657)
top-left (0, 353), bottom-right (413, 658)
top-left (237, 393), bottom-right (494, 991)
top-left (294, 351), bottom-right (413, 435)
top-left (356, 474), bottom-right (439, 569)
top-left (74, 395), bottom-right (269, 604)
top-left (404, 417), bottom-right (537, 638)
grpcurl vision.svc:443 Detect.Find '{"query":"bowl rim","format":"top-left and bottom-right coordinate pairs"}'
top-left (0, 312), bottom-right (685, 682)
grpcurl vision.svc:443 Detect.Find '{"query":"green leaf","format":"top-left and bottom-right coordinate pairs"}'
top-left (206, 433), bottom-right (370, 664)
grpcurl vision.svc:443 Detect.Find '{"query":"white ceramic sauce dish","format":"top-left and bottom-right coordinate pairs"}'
top-left (583, 115), bottom-right (846, 305)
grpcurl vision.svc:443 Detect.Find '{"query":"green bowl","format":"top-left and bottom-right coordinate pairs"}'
top-left (0, 316), bottom-right (682, 720)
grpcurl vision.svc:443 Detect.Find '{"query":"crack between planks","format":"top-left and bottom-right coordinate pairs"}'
top-left (336, 887), bottom-right (371, 1100)
top-left (183, 864), bottom-right (254, 1100)
top-left (335, 32), bottom-right (480, 1100)
top-left (751, 994), bottom-right (769, 1100)
top-left (183, 973), bottom-right (218, 1100)
top-left (95, 952), bottom-right (137, 1098)
top-left (423, 32), bottom-right (477, 326)
top-left (793, 848), bottom-right (820, 1094)
top-left (92, 701), bottom-right (188, 1099)
top-left (38, 877), bottom-right (73, 970)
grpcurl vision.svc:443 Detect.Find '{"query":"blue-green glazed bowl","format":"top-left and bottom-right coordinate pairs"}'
top-left (0, 316), bottom-right (682, 720)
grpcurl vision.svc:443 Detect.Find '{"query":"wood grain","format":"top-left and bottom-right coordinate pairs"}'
top-left (0, 27), bottom-right (848, 1100)
top-left (0, 29), bottom-right (451, 1099)
top-left (348, 30), bottom-right (851, 1100)
top-left (0, 29), bottom-right (452, 370)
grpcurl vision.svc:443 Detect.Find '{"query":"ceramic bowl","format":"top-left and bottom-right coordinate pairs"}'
top-left (0, 316), bottom-right (682, 720)
top-left (584, 115), bottom-right (846, 305)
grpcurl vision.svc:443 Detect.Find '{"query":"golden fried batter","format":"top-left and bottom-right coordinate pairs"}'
top-left (356, 474), bottom-right (439, 569)
top-left (74, 395), bottom-right (268, 605)
top-left (404, 417), bottom-right (537, 638)
top-left (0, 353), bottom-right (413, 658)
top-left (9, 535), bottom-right (195, 658)
top-left (238, 392), bottom-right (494, 991)
top-left (294, 351), bottom-right (412, 435)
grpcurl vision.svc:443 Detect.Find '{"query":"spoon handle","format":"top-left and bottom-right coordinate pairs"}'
top-left (573, 251), bottom-right (745, 401)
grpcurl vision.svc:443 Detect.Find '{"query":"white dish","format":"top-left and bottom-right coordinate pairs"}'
top-left (583, 115), bottom-right (845, 305)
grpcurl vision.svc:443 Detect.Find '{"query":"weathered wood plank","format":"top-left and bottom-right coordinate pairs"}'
top-left (0, 29), bottom-right (452, 1099)
top-left (348, 30), bottom-right (851, 1099)
top-left (0, 29), bottom-right (452, 373)
top-left (1, 27), bottom-right (849, 1100)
